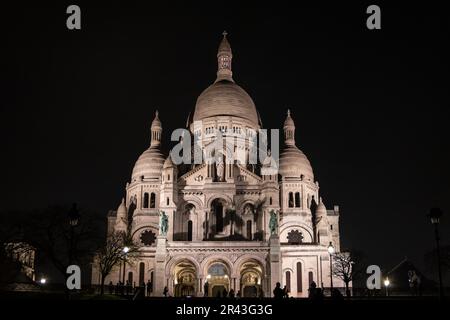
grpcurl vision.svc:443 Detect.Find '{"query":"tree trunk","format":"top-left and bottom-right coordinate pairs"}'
top-left (345, 281), bottom-right (351, 297)
top-left (100, 274), bottom-right (106, 295)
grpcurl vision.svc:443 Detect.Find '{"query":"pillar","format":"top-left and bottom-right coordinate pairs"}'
top-left (269, 235), bottom-right (281, 297)
top-left (154, 236), bottom-right (167, 296)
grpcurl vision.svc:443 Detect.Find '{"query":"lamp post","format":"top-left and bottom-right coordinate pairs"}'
top-left (327, 242), bottom-right (335, 295)
top-left (68, 203), bottom-right (80, 267)
top-left (122, 246), bottom-right (130, 285)
top-left (428, 208), bottom-right (444, 299)
top-left (384, 278), bottom-right (390, 297)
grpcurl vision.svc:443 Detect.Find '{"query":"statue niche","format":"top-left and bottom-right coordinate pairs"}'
top-left (214, 153), bottom-right (225, 182)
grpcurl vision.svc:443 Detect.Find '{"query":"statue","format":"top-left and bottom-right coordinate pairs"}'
top-left (215, 155), bottom-right (225, 181)
top-left (269, 210), bottom-right (278, 235)
top-left (159, 211), bottom-right (169, 236)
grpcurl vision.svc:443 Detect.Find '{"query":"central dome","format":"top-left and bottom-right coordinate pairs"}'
top-left (193, 80), bottom-right (259, 125)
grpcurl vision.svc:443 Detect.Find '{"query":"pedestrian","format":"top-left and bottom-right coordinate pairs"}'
top-left (273, 282), bottom-right (283, 299)
top-left (308, 281), bottom-right (317, 299)
top-left (146, 279), bottom-right (152, 296)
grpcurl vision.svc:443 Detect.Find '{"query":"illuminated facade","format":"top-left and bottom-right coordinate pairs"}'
top-left (92, 33), bottom-right (344, 297)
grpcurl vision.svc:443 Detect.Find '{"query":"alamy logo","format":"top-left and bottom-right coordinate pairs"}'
top-left (66, 5), bottom-right (81, 30)
top-left (66, 265), bottom-right (81, 290)
top-left (169, 121), bottom-right (280, 173)
top-left (366, 265), bottom-right (381, 289)
top-left (366, 5), bottom-right (381, 30)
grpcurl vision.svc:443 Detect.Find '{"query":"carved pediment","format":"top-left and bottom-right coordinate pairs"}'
top-left (179, 164), bottom-right (208, 186)
top-left (235, 165), bottom-right (261, 185)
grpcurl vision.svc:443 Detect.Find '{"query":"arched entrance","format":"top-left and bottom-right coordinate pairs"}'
top-left (174, 203), bottom-right (196, 241)
top-left (240, 260), bottom-right (263, 297)
top-left (173, 260), bottom-right (197, 297)
top-left (209, 198), bottom-right (229, 238)
top-left (205, 263), bottom-right (230, 297)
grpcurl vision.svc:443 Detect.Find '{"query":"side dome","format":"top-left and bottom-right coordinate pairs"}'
top-left (279, 110), bottom-right (314, 180)
top-left (131, 147), bottom-right (165, 180)
top-left (279, 145), bottom-right (314, 180)
top-left (193, 80), bottom-right (259, 125)
top-left (131, 111), bottom-right (165, 181)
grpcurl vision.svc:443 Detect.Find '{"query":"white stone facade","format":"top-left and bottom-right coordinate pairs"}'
top-left (91, 33), bottom-right (345, 297)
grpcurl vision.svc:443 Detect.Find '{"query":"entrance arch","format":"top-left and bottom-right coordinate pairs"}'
top-left (173, 259), bottom-right (198, 297)
top-left (205, 262), bottom-right (230, 297)
top-left (239, 260), bottom-right (264, 297)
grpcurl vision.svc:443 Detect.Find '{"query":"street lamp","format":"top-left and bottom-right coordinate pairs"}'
top-left (327, 242), bottom-right (335, 294)
top-left (384, 277), bottom-right (390, 296)
top-left (40, 278), bottom-right (47, 285)
top-left (68, 203), bottom-right (80, 291)
top-left (122, 246), bottom-right (130, 285)
top-left (428, 208), bottom-right (444, 299)
top-left (68, 203), bottom-right (80, 227)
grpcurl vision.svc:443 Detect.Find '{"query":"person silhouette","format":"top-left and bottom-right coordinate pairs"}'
top-left (308, 281), bottom-right (317, 299)
top-left (273, 282), bottom-right (284, 299)
top-left (146, 280), bottom-right (152, 296)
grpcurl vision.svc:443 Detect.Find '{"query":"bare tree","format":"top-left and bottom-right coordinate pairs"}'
top-left (96, 231), bottom-right (140, 295)
top-left (332, 251), bottom-right (365, 297)
top-left (21, 205), bottom-right (103, 280)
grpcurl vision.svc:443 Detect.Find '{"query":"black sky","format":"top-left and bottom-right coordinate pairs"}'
top-left (2, 1), bottom-right (449, 271)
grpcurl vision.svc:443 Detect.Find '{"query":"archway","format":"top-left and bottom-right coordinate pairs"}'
top-left (209, 198), bottom-right (229, 238)
top-left (239, 260), bottom-right (263, 297)
top-left (174, 203), bottom-right (196, 241)
top-left (173, 260), bottom-right (197, 297)
top-left (205, 263), bottom-right (230, 297)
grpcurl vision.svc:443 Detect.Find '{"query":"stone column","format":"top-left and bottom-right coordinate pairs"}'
top-left (197, 277), bottom-right (203, 297)
top-left (269, 235), bottom-right (281, 297)
top-left (154, 236), bottom-right (167, 296)
top-left (166, 210), bottom-right (175, 241)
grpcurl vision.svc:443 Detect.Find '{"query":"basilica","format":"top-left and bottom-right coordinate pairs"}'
top-left (91, 33), bottom-right (345, 297)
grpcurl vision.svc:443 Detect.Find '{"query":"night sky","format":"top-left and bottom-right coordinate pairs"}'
top-left (2, 2), bottom-right (449, 271)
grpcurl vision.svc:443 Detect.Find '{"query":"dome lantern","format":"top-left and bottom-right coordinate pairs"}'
top-left (151, 110), bottom-right (162, 147)
top-left (216, 31), bottom-right (234, 82)
top-left (279, 109), bottom-right (314, 180)
top-left (283, 109), bottom-right (296, 146)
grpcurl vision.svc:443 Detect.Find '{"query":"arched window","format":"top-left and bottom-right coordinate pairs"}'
top-left (295, 192), bottom-right (301, 207)
top-left (308, 271), bottom-right (314, 286)
top-left (215, 201), bottom-right (224, 233)
top-left (149, 270), bottom-right (154, 293)
top-left (269, 197), bottom-right (273, 205)
top-left (128, 271), bottom-right (133, 285)
top-left (246, 220), bottom-right (252, 240)
top-left (150, 193), bottom-right (156, 208)
top-left (143, 193), bottom-right (149, 208)
top-left (168, 174), bottom-right (170, 181)
top-left (187, 220), bottom-right (193, 241)
top-left (286, 271), bottom-right (291, 293)
top-left (167, 197), bottom-right (170, 206)
top-left (139, 262), bottom-right (145, 286)
top-left (296, 262), bottom-right (302, 293)
top-left (288, 192), bottom-right (294, 208)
